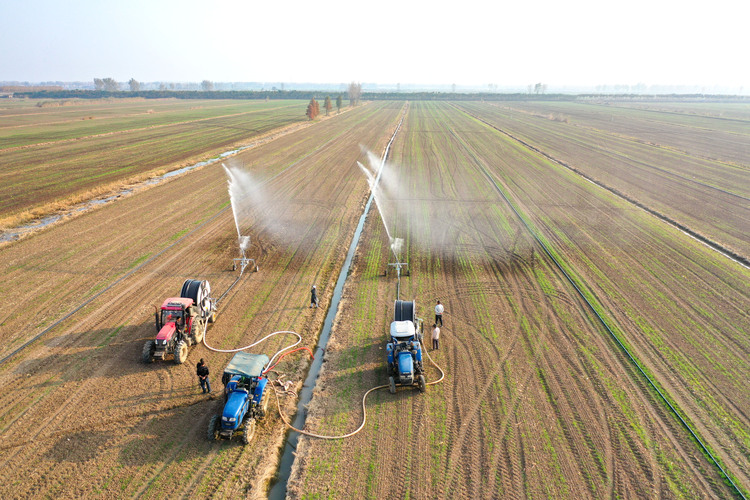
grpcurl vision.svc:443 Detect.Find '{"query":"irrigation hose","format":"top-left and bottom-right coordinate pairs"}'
top-left (203, 329), bottom-right (303, 363)
top-left (263, 347), bottom-right (314, 375)
top-left (271, 338), bottom-right (445, 440)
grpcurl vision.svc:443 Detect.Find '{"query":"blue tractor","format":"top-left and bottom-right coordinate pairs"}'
top-left (207, 352), bottom-right (271, 445)
top-left (386, 300), bottom-right (426, 394)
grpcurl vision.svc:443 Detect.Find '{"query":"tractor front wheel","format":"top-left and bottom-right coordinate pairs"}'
top-left (242, 419), bottom-right (256, 445)
top-left (142, 341), bottom-right (155, 363)
top-left (418, 375), bottom-right (426, 393)
top-left (389, 376), bottom-right (396, 394)
top-left (207, 415), bottom-right (220, 441)
top-left (174, 341), bottom-right (188, 364)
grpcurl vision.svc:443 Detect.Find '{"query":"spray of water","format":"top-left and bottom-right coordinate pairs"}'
top-left (223, 163), bottom-right (259, 255)
top-left (223, 160), bottom-right (313, 253)
top-left (358, 147), bottom-right (514, 262)
top-left (357, 157), bottom-right (403, 262)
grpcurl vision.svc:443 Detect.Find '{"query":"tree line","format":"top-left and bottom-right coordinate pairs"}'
top-left (13, 89), bottom-right (587, 102)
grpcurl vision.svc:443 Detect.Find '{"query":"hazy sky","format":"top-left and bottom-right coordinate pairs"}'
top-left (1, 0), bottom-right (746, 89)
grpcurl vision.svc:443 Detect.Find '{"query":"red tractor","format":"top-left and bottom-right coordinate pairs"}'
top-left (142, 279), bottom-right (217, 364)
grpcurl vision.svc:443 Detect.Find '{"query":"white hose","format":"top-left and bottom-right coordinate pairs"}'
top-left (203, 328), bottom-right (303, 372)
top-left (273, 339), bottom-right (445, 440)
top-left (201, 306), bottom-right (445, 439)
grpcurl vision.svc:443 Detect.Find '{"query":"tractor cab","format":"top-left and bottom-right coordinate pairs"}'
top-left (157, 297), bottom-right (194, 329)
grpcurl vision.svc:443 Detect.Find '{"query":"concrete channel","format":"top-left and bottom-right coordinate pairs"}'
top-left (268, 112), bottom-right (405, 498)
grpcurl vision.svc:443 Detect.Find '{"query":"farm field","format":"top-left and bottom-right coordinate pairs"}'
top-left (0, 98), bottom-right (748, 499)
top-left (455, 101), bottom-right (750, 259)
top-left (289, 101), bottom-right (748, 498)
top-left (0, 100), bottom-right (404, 498)
top-left (0, 98), bottom-right (310, 227)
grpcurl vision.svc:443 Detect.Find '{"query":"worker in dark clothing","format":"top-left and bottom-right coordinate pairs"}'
top-left (174, 314), bottom-right (183, 339)
top-left (197, 358), bottom-right (211, 393)
top-left (310, 285), bottom-right (318, 308)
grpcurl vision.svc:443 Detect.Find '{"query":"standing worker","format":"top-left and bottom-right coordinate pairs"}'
top-left (197, 358), bottom-right (211, 394)
top-left (310, 285), bottom-right (318, 308)
top-left (431, 323), bottom-right (440, 350)
top-left (435, 300), bottom-right (444, 327)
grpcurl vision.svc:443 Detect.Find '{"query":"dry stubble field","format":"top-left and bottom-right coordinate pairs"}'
top-left (0, 98), bottom-right (748, 499)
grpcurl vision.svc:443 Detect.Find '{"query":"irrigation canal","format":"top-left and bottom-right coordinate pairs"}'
top-left (268, 110), bottom-right (406, 498)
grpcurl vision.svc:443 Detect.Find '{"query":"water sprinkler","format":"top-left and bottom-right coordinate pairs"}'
top-left (233, 250), bottom-right (258, 273)
top-left (232, 236), bottom-right (258, 273)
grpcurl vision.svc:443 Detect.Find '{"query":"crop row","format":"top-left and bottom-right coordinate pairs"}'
top-left (448, 102), bottom-right (750, 492)
top-left (289, 101), bottom-right (736, 497)
top-left (0, 99), bottom-right (309, 226)
top-left (456, 101), bottom-right (750, 259)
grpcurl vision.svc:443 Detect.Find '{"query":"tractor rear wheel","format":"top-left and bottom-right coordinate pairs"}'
top-left (193, 319), bottom-right (205, 345)
top-left (142, 341), bottom-right (155, 363)
top-left (174, 341), bottom-right (188, 364)
top-left (207, 415), bottom-right (220, 441)
top-left (242, 419), bottom-right (256, 445)
top-left (418, 375), bottom-right (426, 393)
top-left (258, 386), bottom-right (270, 419)
top-left (389, 376), bottom-right (396, 394)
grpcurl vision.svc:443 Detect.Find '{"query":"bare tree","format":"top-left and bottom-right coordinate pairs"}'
top-left (324, 96), bottom-right (332, 116)
top-left (94, 78), bottom-right (104, 90)
top-left (347, 82), bottom-right (362, 106)
top-left (128, 78), bottom-right (140, 91)
top-left (201, 80), bottom-right (214, 91)
top-left (103, 78), bottom-right (119, 91)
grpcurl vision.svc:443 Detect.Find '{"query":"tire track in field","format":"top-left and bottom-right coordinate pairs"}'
top-left (440, 119), bottom-right (740, 498)
top-left (442, 123), bottom-right (618, 496)
top-left (438, 260), bottom-right (530, 496)
top-left (450, 112), bottom-right (743, 497)
top-left (454, 103), bottom-right (750, 268)
top-left (483, 102), bottom-right (750, 200)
